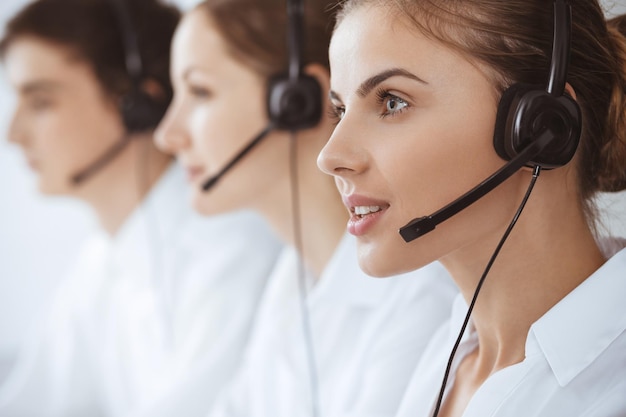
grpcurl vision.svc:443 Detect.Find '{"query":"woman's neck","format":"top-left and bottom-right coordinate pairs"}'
top-left (255, 133), bottom-right (348, 278)
top-left (77, 135), bottom-right (172, 236)
top-left (440, 178), bottom-right (606, 377)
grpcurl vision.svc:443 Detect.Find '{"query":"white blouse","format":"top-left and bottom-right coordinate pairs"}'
top-left (0, 163), bottom-right (283, 417)
top-left (204, 233), bottom-right (458, 417)
top-left (396, 243), bottom-right (626, 417)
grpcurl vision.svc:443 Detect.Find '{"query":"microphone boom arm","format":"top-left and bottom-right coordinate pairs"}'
top-left (71, 134), bottom-right (132, 185)
top-left (202, 123), bottom-right (275, 191)
top-left (399, 128), bottom-right (555, 242)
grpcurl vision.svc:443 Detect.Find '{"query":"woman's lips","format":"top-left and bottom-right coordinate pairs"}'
top-left (25, 157), bottom-right (39, 171)
top-left (342, 194), bottom-right (390, 236)
top-left (185, 166), bottom-right (205, 182)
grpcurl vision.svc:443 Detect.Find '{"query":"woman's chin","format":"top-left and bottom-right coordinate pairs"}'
top-left (191, 192), bottom-right (235, 217)
top-left (357, 243), bottom-right (403, 278)
top-left (37, 178), bottom-right (66, 196)
top-left (357, 239), bottom-right (434, 278)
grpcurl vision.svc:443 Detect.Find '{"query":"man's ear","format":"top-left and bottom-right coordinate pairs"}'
top-left (303, 63), bottom-right (331, 105)
top-left (140, 78), bottom-right (167, 102)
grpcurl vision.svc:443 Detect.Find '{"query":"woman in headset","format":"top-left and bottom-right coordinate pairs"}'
top-left (0, 0), bottom-right (281, 415)
top-left (150, 0), bottom-right (457, 416)
top-left (317, 0), bottom-right (626, 416)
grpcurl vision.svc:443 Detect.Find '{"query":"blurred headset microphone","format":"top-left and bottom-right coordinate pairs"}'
top-left (200, 0), bottom-right (321, 192)
top-left (71, 0), bottom-right (167, 185)
top-left (196, 2), bottom-right (324, 417)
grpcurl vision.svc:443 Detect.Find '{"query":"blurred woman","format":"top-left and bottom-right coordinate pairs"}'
top-left (146, 0), bottom-right (458, 416)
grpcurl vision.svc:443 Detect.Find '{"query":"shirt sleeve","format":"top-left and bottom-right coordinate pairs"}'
top-left (126, 214), bottom-right (282, 417)
top-left (333, 267), bottom-right (457, 417)
top-left (204, 363), bottom-right (253, 417)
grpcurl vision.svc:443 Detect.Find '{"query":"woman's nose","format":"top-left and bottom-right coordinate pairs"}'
top-left (8, 109), bottom-right (27, 146)
top-left (317, 117), bottom-right (369, 178)
top-left (154, 103), bottom-right (190, 155)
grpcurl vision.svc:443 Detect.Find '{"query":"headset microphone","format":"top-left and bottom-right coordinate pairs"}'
top-left (201, 0), bottom-right (321, 193)
top-left (425, 3), bottom-right (581, 416)
top-left (399, 0), bottom-right (581, 244)
top-left (399, 128), bottom-right (555, 242)
top-left (69, 0), bottom-right (167, 186)
top-left (201, 123), bottom-right (274, 191)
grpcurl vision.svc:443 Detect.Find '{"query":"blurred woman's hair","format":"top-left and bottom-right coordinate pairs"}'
top-left (195, 0), bottom-right (336, 77)
top-left (0, 0), bottom-right (180, 105)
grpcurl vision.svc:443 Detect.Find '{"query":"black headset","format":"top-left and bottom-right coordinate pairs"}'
top-left (266, 0), bottom-right (322, 130)
top-left (492, 0), bottom-right (581, 169)
top-left (272, 2), bottom-right (322, 416)
top-left (108, 0), bottom-right (167, 133)
top-left (428, 2), bottom-right (582, 416)
top-left (201, 0), bottom-right (323, 191)
top-left (71, 0), bottom-right (167, 185)
top-left (400, 0), bottom-right (582, 242)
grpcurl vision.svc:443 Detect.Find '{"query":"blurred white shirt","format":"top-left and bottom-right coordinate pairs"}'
top-left (202, 233), bottom-right (458, 417)
top-left (396, 240), bottom-right (626, 417)
top-left (0, 163), bottom-right (282, 417)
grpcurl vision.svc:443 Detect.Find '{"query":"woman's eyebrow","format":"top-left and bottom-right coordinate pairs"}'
top-left (329, 90), bottom-right (342, 102)
top-left (20, 80), bottom-right (62, 95)
top-left (356, 68), bottom-right (427, 98)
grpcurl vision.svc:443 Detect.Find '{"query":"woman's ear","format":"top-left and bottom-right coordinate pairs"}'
top-left (111, 78), bottom-right (167, 110)
top-left (564, 82), bottom-right (577, 101)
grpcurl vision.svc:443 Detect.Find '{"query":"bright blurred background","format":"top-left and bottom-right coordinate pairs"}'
top-left (0, 0), bottom-right (625, 381)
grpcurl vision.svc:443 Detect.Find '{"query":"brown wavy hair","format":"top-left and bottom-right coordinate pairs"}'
top-left (0, 0), bottom-right (180, 105)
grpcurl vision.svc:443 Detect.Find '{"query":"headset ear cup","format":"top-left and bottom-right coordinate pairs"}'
top-left (527, 93), bottom-right (581, 167)
top-left (120, 89), bottom-right (168, 133)
top-left (493, 83), bottom-right (582, 169)
top-left (493, 83), bottom-right (533, 161)
top-left (267, 73), bottom-right (322, 130)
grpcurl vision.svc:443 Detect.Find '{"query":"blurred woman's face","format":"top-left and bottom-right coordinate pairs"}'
top-left (5, 36), bottom-right (125, 195)
top-left (317, 5), bottom-right (530, 277)
top-left (155, 9), bottom-right (289, 216)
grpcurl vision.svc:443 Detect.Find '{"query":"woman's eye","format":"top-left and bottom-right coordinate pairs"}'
top-left (29, 97), bottom-right (53, 111)
top-left (328, 104), bottom-right (345, 124)
top-left (187, 84), bottom-right (212, 99)
top-left (385, 97), bottom-right (407, 113)
top-left (376, 89), bottom-right (409, 118)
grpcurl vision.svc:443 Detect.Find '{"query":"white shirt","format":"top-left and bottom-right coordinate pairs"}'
top-left (396, 243), bottom-right (626, 417)
top-left (206, 233), bottom-right (458, 417)
top-left (0, 163), bottom-right (282, 417)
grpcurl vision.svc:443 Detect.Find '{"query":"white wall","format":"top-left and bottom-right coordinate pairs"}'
top-left (0, 0), bottom-right (625, 375)
top-left (605, 0), bottom-right (626, 16)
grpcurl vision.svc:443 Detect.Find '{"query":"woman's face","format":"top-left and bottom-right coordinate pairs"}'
top-left (318, 5), bottom-right (529, 277)
top-left (5, 37), bottom-right (125, 195)
top-left (155, 9), bottom-right (288, 216)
